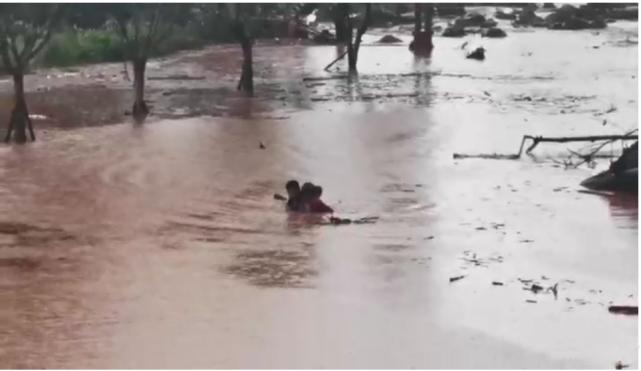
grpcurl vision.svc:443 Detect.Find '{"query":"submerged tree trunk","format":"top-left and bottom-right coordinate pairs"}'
top-left (345, 4), bottom-right (371, 74)
top-left (345, 15), bottom-right (356, 73)
top-left (132, 58), bottom-right (149, 119)
top-left (334, 18), bottom-right (348, 44)
top-left (411, 4), bottom-right (434, 55)
top-left (347, 48), bottom-right (357, 72)
top-left (424, 4), bottom-right (434, 51)
top-left (414, 4), bottom-right (422, 35)
top-left (238, 37), bottom-right (254, 96)
top-left (5, 72), bottom-right (34, 144)
top-left (332, 5), bottom-right (348, 44)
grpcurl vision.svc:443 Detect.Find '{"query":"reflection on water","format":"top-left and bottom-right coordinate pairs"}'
top-left (607, 192), bottom-right (639, 229)
top-left (224, 248), bottom-right (318, 288)
top-left (0, 19), bottom-right (637, 369)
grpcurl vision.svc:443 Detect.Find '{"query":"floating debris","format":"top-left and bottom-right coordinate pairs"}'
top-left (492, 281), bottom-right (504, 286)
top-left (548, 283), bottom-right (559, 299)
top-left (453, 153), bottom-right (520, 160)
top-left (575, 299), bottom-right (589, 306)
top-left (615, 361), bottom-right (630, 369)
top-left (528, 284), bottom-right (544, 294)
top-left (526, 299), bottom-right (537, 304)
top-left (467, 47), bottom-right (486, 61)
top-left (329, 217), bottom-right (352, 225)
top-left (449, 275), bottom-right (466, 283)
top-left (608, 306), bottom-right (638, 316)
top-left (377, 34), bottom-right (403, 43)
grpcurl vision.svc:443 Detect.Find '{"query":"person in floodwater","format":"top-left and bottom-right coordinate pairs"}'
top-left (308, 185), bottom-right (334, 213)
top-left (285, 180), bottom-right (302, 211)
top-left (297, 182), bottom-right (316, 212)
top-left (284, 181), bottom-right (334, 213)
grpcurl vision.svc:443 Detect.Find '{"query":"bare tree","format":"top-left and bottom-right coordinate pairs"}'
top-left (228, 4), bottom-right (255, 96)
top-left (0, 4), bottom-right (60, 143)
top-left (107, 4), bottom-right (180, 120)
top-left (337, 4), bottom-right (371, 73)
top-left (410, 4), bottom-right (434, 55)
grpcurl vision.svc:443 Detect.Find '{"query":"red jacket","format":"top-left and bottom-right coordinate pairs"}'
top-left (308, 199), bottom-right (334, 213)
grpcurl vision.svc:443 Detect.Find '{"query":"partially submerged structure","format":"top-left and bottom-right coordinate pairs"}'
top-left (581, 142), bottom-right (638, 193)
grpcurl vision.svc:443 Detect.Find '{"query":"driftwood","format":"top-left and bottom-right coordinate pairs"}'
top-left (148, 75), bottom-right (206, 81)
top-left (323, 50), bottom-right (349, 71)
top-left (609, 305), bottom-right (638, 315)
top-left (302, 75), bottom-right (350, 82)
top-left (123, 61), bottom-right (130, 82)
top-left (453, 131), bottom-right (638, 161)
top-left (522, 133), bottom-right (638, 154)
top-left (453, 153), bottom-right (519, 160)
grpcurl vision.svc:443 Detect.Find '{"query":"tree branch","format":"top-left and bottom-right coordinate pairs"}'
top-left (19, 32), bottom-right (38, 64)
top-left (26, 28), bottom-right (53, 63)
top-left (0, 39), bottom-right (14, 73)
top-left (354, 4), bottom-right (371, 56)
top-left (115, 18), bottom-right (133, 59)
top-left (25, 6), bottom-right (60, 63)
top-left (8, 35), bottom-right (21, 70)
top-left (143, 7), bottom-right (160, 57)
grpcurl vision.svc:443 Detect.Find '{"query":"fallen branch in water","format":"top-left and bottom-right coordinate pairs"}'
top-left (453, 130), bottom-right (638, 161)
top-left (609, 305), bottom-right (638, 315)
top-left (323, 50), bottom-right (348, 71)
top-left (564, 129), bottom-right (638, 168)
top-left (453, 153), bottom-right (520, 160)
top-left (523, 132), bottom-right (638, 154)
top-left (302, 75), bottom-right (350, 82)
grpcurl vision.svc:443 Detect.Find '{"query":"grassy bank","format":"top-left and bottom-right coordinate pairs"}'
top-left (36, 26), bottom-right (213, 68)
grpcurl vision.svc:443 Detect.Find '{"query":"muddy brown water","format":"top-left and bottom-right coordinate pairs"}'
top-left (0, 19), bottom-right (637, 368)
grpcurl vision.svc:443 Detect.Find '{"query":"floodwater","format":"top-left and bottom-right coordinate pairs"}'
top-left (0, 17), bottom-right (637, 369)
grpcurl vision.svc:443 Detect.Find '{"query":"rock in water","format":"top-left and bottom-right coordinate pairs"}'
top-left (495, 10), bottom-right (516, 20)
top-left (455, 13), bottom-right (486, 28)
top-left (481, 18), bottom-right (498, 28)
top-left (513, 8), bottom-right (547, 27)
top-left (442, 26), bottom-right (466, 37)
top-left (482, 27), bottom-right (507, 38)
top-left (580, 141), bottom-right (638, 192)
top-left (545, 4), bottom-right (609, 30)
top-left (467, 47), bottom-right (486, 60)
top-left (377, 34), bottom-right (403, 43)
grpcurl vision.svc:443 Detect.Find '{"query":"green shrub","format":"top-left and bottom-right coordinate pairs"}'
top-left (38, 26), bottom-right (208, 68)
top-left (39, 29), bottom-right (126, 67)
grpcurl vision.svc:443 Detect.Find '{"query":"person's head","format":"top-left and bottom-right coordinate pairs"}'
top-left (300, 182), bottom-right (315, 201)
top-left (285, 180), bottom-right (300, 198)
top-left (311, 185), bottom-right (323, 200)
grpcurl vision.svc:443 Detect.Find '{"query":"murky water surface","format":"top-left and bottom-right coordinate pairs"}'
top-left (0, 19), bottom-right (637, 368)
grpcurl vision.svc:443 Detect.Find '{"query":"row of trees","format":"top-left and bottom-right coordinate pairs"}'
top-left (0, 3), bottom-right (377, 143)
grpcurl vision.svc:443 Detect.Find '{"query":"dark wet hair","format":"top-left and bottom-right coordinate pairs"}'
top-left (312, 185), bottom-right (323, 198)
top-left (301, 182), bottom-right (314, 192)
top-left (286, 180), bottom-right (300, 191)
top-left (300, 182), bottom-right (315, 199)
